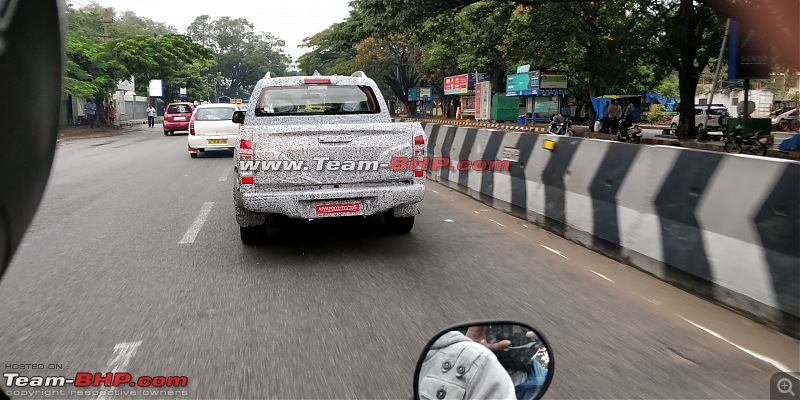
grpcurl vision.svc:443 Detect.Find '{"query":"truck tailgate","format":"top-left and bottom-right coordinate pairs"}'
top-left (251, 122), bottom-right (416, 186)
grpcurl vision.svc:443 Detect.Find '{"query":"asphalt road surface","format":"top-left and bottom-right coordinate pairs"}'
top-left (0, 126), bottom-right (797, 399)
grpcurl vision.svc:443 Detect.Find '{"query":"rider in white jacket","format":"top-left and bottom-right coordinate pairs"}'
top-left (418, 331), bottom-right (516, 400)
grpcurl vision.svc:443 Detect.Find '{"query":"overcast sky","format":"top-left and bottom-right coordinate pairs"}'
top-left (75, 0), bottom-right (353, 63)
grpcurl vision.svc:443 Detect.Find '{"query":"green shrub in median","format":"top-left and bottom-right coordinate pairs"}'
top-left (647, 104), bottom-right (667, 124)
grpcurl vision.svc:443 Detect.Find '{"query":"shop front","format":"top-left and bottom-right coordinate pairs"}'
top-left (408, 87), bottom-right (439, 117)
top-left (444, 73), bottom-right (490, 119)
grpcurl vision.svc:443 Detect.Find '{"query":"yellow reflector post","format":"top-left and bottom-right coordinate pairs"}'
top-left (543, 139), bottom-right (556, 150)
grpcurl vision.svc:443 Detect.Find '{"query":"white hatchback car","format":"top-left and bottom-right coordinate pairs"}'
top-left (188, 104), bottom-right (246, 158)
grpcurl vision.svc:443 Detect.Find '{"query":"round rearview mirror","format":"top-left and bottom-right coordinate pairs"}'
top-left (414, 321), bottom-right (554, 400)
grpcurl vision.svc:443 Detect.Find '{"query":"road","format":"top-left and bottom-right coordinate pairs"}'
top-left (0, 125), bottom-right (798, 399)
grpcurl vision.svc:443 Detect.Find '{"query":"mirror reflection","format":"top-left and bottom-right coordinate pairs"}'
top-left (417, 324), bottom-right (552, 400)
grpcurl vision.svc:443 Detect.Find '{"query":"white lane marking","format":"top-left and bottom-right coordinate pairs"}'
top-left (523, 224), bottom-right (529, 228)
top-left (218, 167), bottom-right (230, 182)
top-left (488, 218), bottom-right (506, 227)
top-left (432, 190), bottom-right (439, 194)
top-left (180, 202), bottom-right (214, 244)
top-left (96, 341), bottom-right (142, 400)
top-left (591, 270), bottom-right (615, 283)
top-left (678, 316), bottom-right (792, 373)
top-left (444, 219), bottom-right (453, 223)
top-left (649, 299), bottom-right (661, 305)
top-left (540, 245), bottom-right (568, 259)
top-left (474, 211), bottom-right (480, 214)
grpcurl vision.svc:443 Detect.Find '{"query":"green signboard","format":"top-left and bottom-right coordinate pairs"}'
top-left (533, 96), bottom-right (559, 113)
top-left (507, 73), bottom-right (539, 92)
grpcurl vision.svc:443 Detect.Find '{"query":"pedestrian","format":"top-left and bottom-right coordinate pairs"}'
top-left (602, 101), bottom-right (610, 133)
top-left (85, 99), bottom-right (97, 129)
top-left (109, 100), bottom-right (116, 124)
top-left (147, 104), bottom-right (156, 128)
top-left (608, 100), bottom-right (620, 134)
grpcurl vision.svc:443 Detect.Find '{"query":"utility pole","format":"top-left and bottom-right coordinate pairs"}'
top-left (102, 9), bottom-right (113, 42)
top-left (702, 18), bottom-right (731, 141)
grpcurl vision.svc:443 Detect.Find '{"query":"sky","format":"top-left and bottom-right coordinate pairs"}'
top-left (74, 0), bottom-right (354, 64)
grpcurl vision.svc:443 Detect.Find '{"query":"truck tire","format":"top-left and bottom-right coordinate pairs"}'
top-left (384, 212), bottom-right (414, 234)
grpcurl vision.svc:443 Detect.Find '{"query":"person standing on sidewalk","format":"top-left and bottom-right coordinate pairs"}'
top-left (85, 100), bottom-right (97, 129)
top-left (147, 104), bottom-right (156, 128)
top-left (109, 100), bottom-right (117, 124)
top-left (607, 100), bottom-right (620, 134)
top-left (602, 102), bottom-right (610, 133)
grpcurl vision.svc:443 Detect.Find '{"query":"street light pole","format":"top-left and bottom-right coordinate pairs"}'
top-left (703, 18), bottom-right (731, 141)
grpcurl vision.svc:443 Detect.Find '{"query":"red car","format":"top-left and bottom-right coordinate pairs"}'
top-left (163, 102), bottom-right (195, 136)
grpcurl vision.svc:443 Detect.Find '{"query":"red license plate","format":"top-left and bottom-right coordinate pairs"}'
top-left (316, 203), bottom-right (361, 215)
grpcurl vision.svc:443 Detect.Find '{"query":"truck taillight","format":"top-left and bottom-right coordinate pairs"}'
top-left (414, 134), bottom-right (425, 178)
top-left (241, 176), bottom-right (254, 185)
top-left (239, 139), bottom-right (253, 160)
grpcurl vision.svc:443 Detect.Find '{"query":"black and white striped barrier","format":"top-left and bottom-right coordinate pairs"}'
top-left (422, 123), bottom-right (799, 336)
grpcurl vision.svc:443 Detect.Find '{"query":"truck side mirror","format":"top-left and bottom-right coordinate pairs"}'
top-left (232, 110), bottom-right (246, 124)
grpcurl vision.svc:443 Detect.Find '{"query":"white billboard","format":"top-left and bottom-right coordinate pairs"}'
top-left (148, 79), bottom-right (163, 97)
top-left (476, 81), bottom-right (492, 120)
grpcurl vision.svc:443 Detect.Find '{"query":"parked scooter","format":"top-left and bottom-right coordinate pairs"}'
top-left (548, 114), bottom-right (574, 136)
top-left (616, 119), bottom-right (643, 144)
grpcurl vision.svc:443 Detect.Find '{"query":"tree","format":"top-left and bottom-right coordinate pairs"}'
top-left (185, 16), bottom-right (293, 98)
top-left (651, 0), bottom-right (725, 137)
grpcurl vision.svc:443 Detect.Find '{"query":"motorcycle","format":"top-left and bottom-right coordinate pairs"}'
top-left (548, 116), bottom-right (574, 136)
top-left (616, 120), bottom-right (643, 144)
top-left (724, 129), bottom-right (768, 156)
top-left (414, 320), bottom-right (554, 400)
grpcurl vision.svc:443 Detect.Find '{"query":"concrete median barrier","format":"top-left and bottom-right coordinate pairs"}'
top-left (422, 123), bottom-right (799, 337)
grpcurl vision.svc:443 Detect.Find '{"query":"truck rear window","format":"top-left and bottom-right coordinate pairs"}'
top-left (255, 85), bottom-right (380, 116)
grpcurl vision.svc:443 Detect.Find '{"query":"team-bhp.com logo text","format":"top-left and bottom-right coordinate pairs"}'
top-left (238, 157), bottom-right (511, 172)
top-left (4, 372), bottom-right (189, 398)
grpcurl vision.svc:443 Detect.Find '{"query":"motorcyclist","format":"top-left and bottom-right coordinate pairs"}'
top-left (550, 113), bottom-right (568, 134)
top-left (620, 101), bottom-right (636, 135)
top-left (418, 330), bottom-right (516, 400)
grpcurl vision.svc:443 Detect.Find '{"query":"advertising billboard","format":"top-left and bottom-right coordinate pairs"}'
top-left (539, 72), bottom-right (568, 89)
top-left (444, 74), bottom-right (470, 95)
top-left (148, 79), bottom-right (163, 97)
top-left (444, 73), bottom-right (490, 95)
top-left (728, 20), bottom-right (772, 80)
top-left (476, 81), bottom-right (491, 120)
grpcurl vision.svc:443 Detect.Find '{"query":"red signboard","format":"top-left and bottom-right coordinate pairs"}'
top-left (444, 74), bottom-right (470, 91)
top-left (475, 82), bottom-right (482, 115)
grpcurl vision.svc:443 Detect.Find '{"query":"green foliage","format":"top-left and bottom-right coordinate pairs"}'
top-left (65, 4), bottom-right (215, 104)
top-left (655, 73), bottom-right (680, 98)
top-left (186, 16), bottom-right (292, 98)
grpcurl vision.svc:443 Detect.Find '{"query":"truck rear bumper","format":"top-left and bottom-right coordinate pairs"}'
top-left (234, 183), bottom-right (425, 220)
